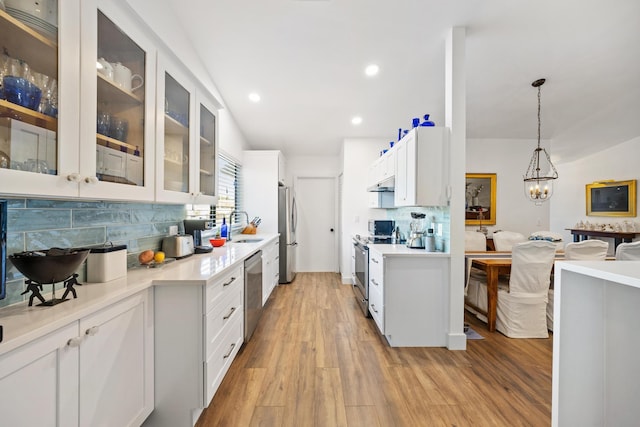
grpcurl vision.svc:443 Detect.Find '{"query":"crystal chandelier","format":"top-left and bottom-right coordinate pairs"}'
top-left (523, 78), bottom-right (558, 205)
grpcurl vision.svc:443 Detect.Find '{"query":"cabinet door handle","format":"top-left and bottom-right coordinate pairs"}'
top-left (371, 304), bottom-right (378, 313)
top-left (223, 307), bottom-right (236, 320)
top-left (67, 173), bottom-right (81, 182)
top-left (85, 326), bottom-right (99, 336)
top-left (371, 278), bottom-right (379, 287)
top-left (67, 337), bottom-right (82, 347)
top-left (371, 258), bottom-right (379, 264)
top-left (223, 343), bottom-right (236, 359)
top-left (84, 176), bottom-right (99, 185)
top-left (223, 277), bottom-right (236, 287)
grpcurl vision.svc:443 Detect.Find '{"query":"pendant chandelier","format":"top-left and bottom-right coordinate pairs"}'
top-left (523, 78), bottom-right (558, 205)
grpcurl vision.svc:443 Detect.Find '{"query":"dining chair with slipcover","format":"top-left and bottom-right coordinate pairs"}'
top-left (465, 231), bottom-right (487, 252)
top-left (615, 241), bottom-right (640, 260)
top-left (547, 239), bottom-right (609, 331)
top-left (473, 240), bottom-right (556, 338)
top-left (492, 231), bottom-right (527, 252)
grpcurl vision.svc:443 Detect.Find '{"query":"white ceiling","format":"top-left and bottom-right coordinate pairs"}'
top-left (165, 0), bottom-right (640, 163)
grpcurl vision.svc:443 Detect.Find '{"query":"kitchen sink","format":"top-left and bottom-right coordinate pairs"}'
top-left (232, 238), bottom-right (263, 243)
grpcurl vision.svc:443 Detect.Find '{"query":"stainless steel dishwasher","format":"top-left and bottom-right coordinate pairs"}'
top-left (244, 250), bottom-right (263, 342)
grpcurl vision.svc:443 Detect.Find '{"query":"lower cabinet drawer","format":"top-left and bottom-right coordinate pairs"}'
top-left (369, 285), bottom-right (384, 333)
top-left (204, 315), bottom-right (243, 404)
top-left (205, 285), bottom-right (243, 357)
top-left (205, 264), bottom-right (243, 313)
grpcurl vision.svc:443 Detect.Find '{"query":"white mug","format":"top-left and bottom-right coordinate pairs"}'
top-left (113, 62), bottom-right (143, 92)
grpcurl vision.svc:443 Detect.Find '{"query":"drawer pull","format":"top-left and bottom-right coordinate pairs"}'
top-left (371, 278), bottom-right (379, 287)
top-left (371, 258), bottom-right (379, 264)
top-left (223, 306), bottom-right (236, 320)
top-left (223, 343), bottom-right (236, 359)
top-left (67, 337), bottom-right (82, 347)
top-left (85, 326), bottom-right (99, 336)
top-left (223, 277), bottom-right (236, 287)
top-left (371, 304), bottom-right (378, 313)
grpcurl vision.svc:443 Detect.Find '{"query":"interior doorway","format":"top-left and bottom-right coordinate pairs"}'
top-left (294, 176), bottom-right (337, 272)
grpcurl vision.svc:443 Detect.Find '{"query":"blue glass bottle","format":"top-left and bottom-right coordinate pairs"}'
top-left (220, 218), bottom-right (228, 238)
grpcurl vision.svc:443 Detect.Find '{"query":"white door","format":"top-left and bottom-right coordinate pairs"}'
top-left (295, 176), bottom-right (336, 272)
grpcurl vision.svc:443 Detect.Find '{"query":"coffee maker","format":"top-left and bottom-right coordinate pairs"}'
top-left (407, 212), bottom-right (426, 249)
top-left (183, 219), bottom-right (215, 253)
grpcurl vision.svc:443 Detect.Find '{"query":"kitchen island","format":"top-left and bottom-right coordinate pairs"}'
top-left (368, 244), bottom-right (450, 347)
top-left (0, 233), bottom-right (278, 427)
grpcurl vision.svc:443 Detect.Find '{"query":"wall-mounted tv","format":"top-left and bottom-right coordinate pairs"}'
top-left (586, 180), bottom-right (637, 217)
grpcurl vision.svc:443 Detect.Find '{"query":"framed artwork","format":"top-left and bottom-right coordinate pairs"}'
top-left (586, 180), bottom-right (636, 217)
top-left (465, 173), bottom-right (497, 226)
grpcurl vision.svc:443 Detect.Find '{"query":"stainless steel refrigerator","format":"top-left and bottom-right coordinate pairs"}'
top-left (278, 186), bottom-right (297, 283)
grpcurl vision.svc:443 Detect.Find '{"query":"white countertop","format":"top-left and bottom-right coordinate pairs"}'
top-left (556, 260), bottom-right (640, 289)
top-left (368, 243), bottom-right (450, 257)
top-left (0, 233), bottom-right (279, 356)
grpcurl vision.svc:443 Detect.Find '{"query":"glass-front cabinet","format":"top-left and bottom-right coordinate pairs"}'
top-left (79, 0), bottom-right (155, 200)
top-left (0, 0), bottom-right (79, 197)
top-left (195, 95), bottom-right (219, 205)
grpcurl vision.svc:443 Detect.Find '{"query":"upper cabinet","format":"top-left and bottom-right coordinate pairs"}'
top-left (79, 0), bottom-right (156, 201)
top-left (0, 0), bottom-right (221, 204)
top-left (0, 1), bottom-right (79, 197)
top-left (394, 127), bottom-right (449, 207)
top-left (155, 55), bottom-right (219, 204)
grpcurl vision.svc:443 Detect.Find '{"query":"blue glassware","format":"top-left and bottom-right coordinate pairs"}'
top-left (420, 114), bottom-right (435, 126)
top-left (412, 118), bottom-right (420, 128)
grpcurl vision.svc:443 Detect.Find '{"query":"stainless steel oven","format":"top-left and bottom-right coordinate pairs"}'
top-left (352, 236), bottom-right (370, 317)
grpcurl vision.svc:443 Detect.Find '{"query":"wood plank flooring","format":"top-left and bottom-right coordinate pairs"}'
top-left (196, 272), bottom-right (552, 427)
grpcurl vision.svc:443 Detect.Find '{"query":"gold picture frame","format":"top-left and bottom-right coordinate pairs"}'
top-left (586, 180), bottom-right (636, 217)
top-left (465, 173), bottom-right (497, 225)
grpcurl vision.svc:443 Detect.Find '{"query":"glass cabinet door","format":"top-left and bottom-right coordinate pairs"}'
top-left (163, 73), bottom-right (190, 194)
top-left (0, 3), bottom-right (60, 184)
top-left (197, 102), bottom-right (217, 201)
top-left (95, 10), bottom-right (145, 186)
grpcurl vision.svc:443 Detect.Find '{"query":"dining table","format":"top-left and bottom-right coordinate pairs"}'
top-left (465, 254), bottom-right (513, 332)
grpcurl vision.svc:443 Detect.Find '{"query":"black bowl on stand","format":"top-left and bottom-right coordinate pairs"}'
top-left (10, 248), bottom-right (90, 306)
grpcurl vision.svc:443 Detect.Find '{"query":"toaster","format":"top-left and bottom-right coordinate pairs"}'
top-left (162, 235), bottom-right (194, 258)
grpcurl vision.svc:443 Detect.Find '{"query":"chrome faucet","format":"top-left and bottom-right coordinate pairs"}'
top-left (227, 210), bottom-right (249, 241)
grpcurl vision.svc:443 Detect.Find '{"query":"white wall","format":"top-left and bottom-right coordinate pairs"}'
top-left (339, 138), bottom-right (390, 283)
top-left (124, 0), bottom-right (249, 158)
top-left (466, 138), bottom-right (551, 237)
top-left (551, 135), bottom-right (640, 247)
top-left (286, 155), bottom-right (340, 182)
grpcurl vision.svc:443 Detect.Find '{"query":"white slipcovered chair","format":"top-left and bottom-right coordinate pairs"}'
top-left (492, 231), bottom-right (527, 252)
top-left (615, 241), bottom-right (640, 260)
top-left (474, 240), bottom-right (556, 338)
top-left (465, 231), bottom-right (487, 252)
top-left (547, 239), bottom-right (609, 330)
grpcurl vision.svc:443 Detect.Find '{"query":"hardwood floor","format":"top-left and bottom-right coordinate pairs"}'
top-left (196, 272), bottom-right (552, 427)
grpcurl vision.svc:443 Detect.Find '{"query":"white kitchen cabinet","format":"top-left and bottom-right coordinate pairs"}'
top-left (262, 237), bottom-right (280, 305)
top-left (367, 147), bottom-right (396, 189)
top-left (368, 247), bottom-right (448, 347)
top-left (127, 152), bottom-right (144, 186)
top-left (155, 54), bottom-right (221, 204)
top-left (79, 288), bottom-right (154, 426)
top-left (0, 323), bottom-right (79, 426)
top-left (243, 150), bottom-right (286, 234)
top-left (0, 288), bottom-right (153, 427)
top-left (394, 127), bottom-right (449, 207)
top-left (149, 263), bottom-right (244, 427)
top-left (552, 261), bottom-right (640, 427)
top-left (78, 0), bottom-right (157, 200)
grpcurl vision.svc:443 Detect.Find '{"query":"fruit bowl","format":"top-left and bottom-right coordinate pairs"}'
top-left (209, 238), bottom-right (226, 247)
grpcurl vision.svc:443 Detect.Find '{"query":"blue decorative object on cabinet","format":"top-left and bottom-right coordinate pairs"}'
top-left (420, 114), bottom-right (435, 126)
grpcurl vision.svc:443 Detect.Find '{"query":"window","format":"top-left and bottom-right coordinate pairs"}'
top-left (186, 152), bottom-right (243, 228)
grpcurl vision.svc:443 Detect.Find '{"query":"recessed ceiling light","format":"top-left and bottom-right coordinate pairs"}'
top-left (364, 64), bottom-right (379, 77)
top-left (351, 116), bottom-right (363, 125)
top-left (248, 93), bottom-right (261, 102)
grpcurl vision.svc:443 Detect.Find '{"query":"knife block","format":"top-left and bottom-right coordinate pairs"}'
top-left (242, 224), bottom-right (257, 234)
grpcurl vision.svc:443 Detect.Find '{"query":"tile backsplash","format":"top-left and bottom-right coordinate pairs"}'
top-left (2, 198), bottom-right (186, 308)
top-left (387, 206), bottom-right (450, 252)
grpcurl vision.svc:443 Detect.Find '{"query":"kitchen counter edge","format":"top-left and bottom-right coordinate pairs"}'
top-left (0, 233), bottom-right (279, 356)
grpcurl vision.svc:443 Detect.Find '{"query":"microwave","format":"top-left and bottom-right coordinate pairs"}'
top-left (368, 220), bottom-right (395, 237)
